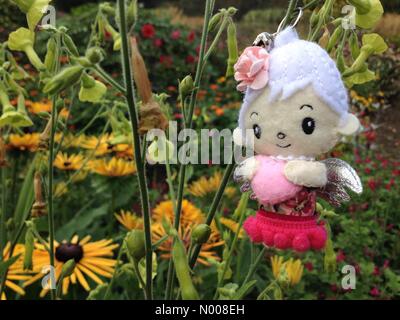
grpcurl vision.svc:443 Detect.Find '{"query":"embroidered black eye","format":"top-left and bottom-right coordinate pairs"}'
top-left (253, 124), bottom-right (262, 139)
top-left (302, 117), bottom-right (315, 135)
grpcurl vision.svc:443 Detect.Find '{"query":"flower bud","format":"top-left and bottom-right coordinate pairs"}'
top-left (324, 238), bottom-right (337, 274)
top-left (86, 47), bottom-right (104, 64)
top-left (226, 21), bottom-right (238, 77)
top-left (191, 224), bottom-right (211, 244)
top-left (62, 33), bottom-right (79, 57)
top-left (125, 230), bottom-right (146, 261)
top-left (23, 227), bottom-right (35, 270)
top-left (227, 7), bottom-right (238, 16)
top-left (61, 259), bottom-right (76, 277)
top-left (44, 37), bottom-right (58, 72)
top-left (208, 12), bottom-right (223, 32)
top-left (100, 3), bottom-right (116, 16)
top-left (179, 75), bottom-right (194, 99)
top-left (43, 65), bottom-right (84, 95)
top-left (326, 26), bottom-right (343, 53)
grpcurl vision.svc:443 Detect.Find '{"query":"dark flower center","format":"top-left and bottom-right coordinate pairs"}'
top-left (63, 161), bottom-right (72, 167)
top-left (55, 243), bottom-right (84, 263)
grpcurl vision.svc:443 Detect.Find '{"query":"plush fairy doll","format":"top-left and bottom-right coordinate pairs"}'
top-left (233, 27), bottom-right (363, 253)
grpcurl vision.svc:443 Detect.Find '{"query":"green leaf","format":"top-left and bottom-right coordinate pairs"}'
top-left (26, 0), bottom-right (52, 30)
top-left (355, 0), bottom-right (384, 29)
top-left (0, 254), bottom-right (21, 278)
top-left (138, 253), bottom-right (157, 289)
top-left (233, 280), bottom-right (257, 300)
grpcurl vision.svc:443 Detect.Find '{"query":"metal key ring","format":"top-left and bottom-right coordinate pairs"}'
top-left (276, 7), bottom-right (304, 34)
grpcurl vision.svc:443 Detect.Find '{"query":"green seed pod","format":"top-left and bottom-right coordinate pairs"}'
top-left (100, 3), bottom-right (116, 16)
top-left (336, 51), bottom-right (347, 74)
top-left (85, 47), bottom-right (104, 65)
top-left (125, 230), bottom-right (146, 261)
top-left (310, 9), bottom-right (320, 28)
top-left (191, 224), bottom-right (211, 244)
top-left (324, 238), bottom-right (337, 273)
top-left (326, 26), bottom-right (344, 53)
top-left (43, 65), bottom-right (84, 95)
top-left (226, 21), bottom-right (238, 78)
top-left (209, 12), bottom-right (223, 32)
top-left (23, 228), bottom-right (35, 270)
top-left (179, 75), bottom-right (194, 99)
top-left (227, 7), bottom-right (238, 16)
top-left (62, 34), bottom-right (79, 57)
top-left (349, 32), bottom-right (361, 60)
top-left (127, 0), bottom-right (138, 26)
top-left (44, 38), bottom-right (58, 72)
top-left (172, 234), bottom-right (200, 300)
top-left (61, 259), bottom-right (76, 277)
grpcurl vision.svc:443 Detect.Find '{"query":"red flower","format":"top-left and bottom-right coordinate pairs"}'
top-left (367, 178), bottom-right (378, 192)
top-left (153, 38), bottom-right (163, 48)
top-left (159, 55), bottom-right (173, 67)
top-left (373, 266), bottom-right (380, 276)
top-left (171, 30), bottom-right (181, 40)
top-left (364, 130), bottom-right (376, 143)
top-left (186, 55), bottom-right (195, 64)
top-left (392, 169), bottom-right (400, 177)
top-left (336, 250), bottom-right (346, 262)
top-left (370, 287), bottom-right (380, 297)
top-left (364, 167), bottom-right (372, 174)
top-left (383, 260), bottom-right (390, 269)
top-left (141, 24), bottom-right (155, 39)
top-left (187, 31), bottom-right (195, 42)
top-left (304, 262), bottom-right (313, 272)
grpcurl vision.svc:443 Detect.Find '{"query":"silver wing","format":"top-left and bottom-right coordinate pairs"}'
top-left (317, 158), bottom-right (363, 207)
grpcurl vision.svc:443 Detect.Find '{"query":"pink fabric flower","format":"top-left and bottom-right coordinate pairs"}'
top-left (234, 46), bottom-right (270, 92)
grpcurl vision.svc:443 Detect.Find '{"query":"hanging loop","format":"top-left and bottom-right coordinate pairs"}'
top-left (276, 7), bottom-right (304, 34)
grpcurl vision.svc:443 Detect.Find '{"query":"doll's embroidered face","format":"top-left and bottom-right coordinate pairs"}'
top-left (243, 85), bottom-right (343, 158)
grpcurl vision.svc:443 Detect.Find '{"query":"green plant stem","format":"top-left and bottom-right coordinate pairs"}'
top-left (189, 161), bottom-right (235, 268)
top-left (0, 166), bottom-right (6, 260)
top-left (281, 0), bottom-right (299, 30)
top-left (239, 246), bottom-right (267, 290)
top-left (0, 221), bottom-right (26, 297)
top-left (165, 0), bottom-right (213, 300)
top-left (257, 280), bottom-right (279, 300)
top-left (103, 242), bottom-right (124, 300)
top-left (302, 0), bottom-right (322, 11)
top-left (117, 0), bottom-right (152, 300)
top-left (213, 201), bottom-right (247, 300)
top-left (93, 65), bottom-right (126, 95)
top-left (47, 96), bottom-right (57, 301)
top-left (132, 258), bottom-right (147, 299)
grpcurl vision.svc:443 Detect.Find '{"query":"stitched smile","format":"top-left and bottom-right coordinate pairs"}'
top-left (276, 143), bottom-right (292, 148)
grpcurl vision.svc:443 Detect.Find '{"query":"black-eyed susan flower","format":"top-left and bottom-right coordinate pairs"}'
top-left (188, 172), bottom-right (222, 198)
top-left (151, 200), bottom-right (224, 266)
top-left (7, 133), bottom-right (40, 152)
top-left (80, 134), bottom-right (114, 156)
top-left (27, 99), bottom-right (52, 114)
top-left (89, 157), bottom-right (136, 177)
top-left (219, 217), bottom-right (245, 239)
top-left (54, 152), bottom-right (84, 171)
top-left (1, 243), bottom-right (31, 300)
top-left (115, 210), bottom-right (143, 230)
top-left (24, 235), bottom-right (118, 297)
top-left (271, 255), bottom-right (303, 287)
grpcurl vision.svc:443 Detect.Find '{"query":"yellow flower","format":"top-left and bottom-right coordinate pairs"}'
top-left (7, 133), bottom-right (40, 152)
top-left (219, 217), bottom-right (245, 238)
top-left (113, 143), bottom-right (134, 159)
top-left (1, 243), bottom-right (31, 300)
top-left (59, 108), bottom-right (70, 119)
top-left (54, 152), bottom-right (84, 171)
top-left (151, 200), bottom-right (224, 266)
top-left (271, 255), bottom-right (285, 280)
top-left (224, 186), bottom-right (236, 199)
top-left (89, 157), bottom-right (136, 177)
top-left (80, 134), bottom-right (114, 156)
top-left (153, 199), bottom-right (204, 226)
top-left (115, 210), bottom-right (143, 230)
top-left (285, 258), bottom-right (304, 286)
top-left (54, 133), bottom-right (85, 149)
top-left (27, 99), bottom-right (52, 114)
top-left (24, 235), bottom-right (118, 297)
top-left (217, 76), bottom-right (226, 84)
top-left (54, 182), bottom-right (68, 198)
top-left (271, 256), bottom-right (303, 287)
top-left (188, 171), bottom-right (223, 198)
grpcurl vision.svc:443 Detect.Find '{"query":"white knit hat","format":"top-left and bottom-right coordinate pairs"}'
top-left (238, 27), bottom-right (349, 130)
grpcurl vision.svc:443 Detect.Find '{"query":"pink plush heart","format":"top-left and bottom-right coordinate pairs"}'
top-left (251, 155), bottom-right (302, 205)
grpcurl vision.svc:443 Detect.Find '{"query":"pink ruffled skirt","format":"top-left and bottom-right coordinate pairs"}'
top-left (243, 210), bottom-right (327, 252)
